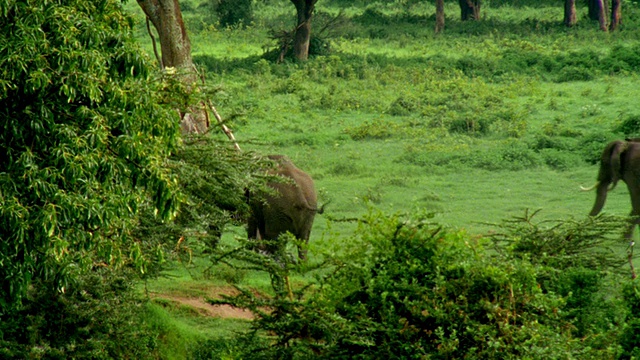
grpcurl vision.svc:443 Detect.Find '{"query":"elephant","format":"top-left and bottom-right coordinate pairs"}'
top-left (582, 139), bottom-right (640, 238)
top-left (246, 155), bottom-right (322, 260)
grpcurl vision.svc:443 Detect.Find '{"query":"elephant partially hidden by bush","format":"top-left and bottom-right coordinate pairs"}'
top-left (246, 155), bottom-right (322, 260)
top-left (582, 139), bottom-right (640, 238)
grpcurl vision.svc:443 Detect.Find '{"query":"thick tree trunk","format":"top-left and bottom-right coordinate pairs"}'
top-left (597, 0), bottom-right (609, 31)
top-left (291, 0), bottom-right (316, 61)
top-left (435, 0), bottom-right (445, 33)
top-left (137, 0), bottom-right (209, 134)
top-left (564, 0), bottom-right (577, 27)
top-left (459, 0), bottom-right (481, 21)
top-left (610, 0), bottom-right (621, 31)
top-left (588, 0), bottom-right (609, 31)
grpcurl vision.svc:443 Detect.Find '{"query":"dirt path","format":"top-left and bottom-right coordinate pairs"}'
top-left (150, 289), bottom-right (255, 320)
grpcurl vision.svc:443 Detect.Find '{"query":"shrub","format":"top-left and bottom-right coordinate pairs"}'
top-left (614, 113), bottom-right (640, 136)
top-left (467, 141), bottom-right (542, 171)
top-left (213, 209), bottom-right (628, 359)
top-left (343, 119), bottom-right (400, 140)
top-left (539, 148), bottom-right (583, 170)
top-left (555, 66), bottom-right (595, 82)
top-left (580, 132), bottom-right (617, 165)
top-left (0, 271), bottom-right (159, 359)
top-left (387, 95), bottom-right (420, 116)
top-left (213, 0), bottom-right (253, 27)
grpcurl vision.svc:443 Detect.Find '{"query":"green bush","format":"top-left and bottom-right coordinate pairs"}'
top-left (213, 0), bottom-right (253, 27)
top-left (555, 66), bottom-right (595, 82)
top-left (344, 119), bottom-right (400, 140)
top-left (0, 271), bottom-right (158, 359)
top-left (213, 209), bottom-right (632, 359)
top-left (614, 113), bottom-right (640, 137)
top-left (580, 132), bottom-right (617, 165)
top-left (467, 141), bottom-right (542, 171)
top-left (539, 148), bottom-right (583, 171)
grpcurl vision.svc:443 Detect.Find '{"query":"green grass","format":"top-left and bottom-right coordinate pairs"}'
top-left (126, 0), bottom-right (640, 355)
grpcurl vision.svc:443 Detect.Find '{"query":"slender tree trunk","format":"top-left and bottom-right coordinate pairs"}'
top-left (291, 0), bottom-right (317, 61)
top-left (435, 0), bottom-right (445, 33)
top-left (564, 0), bottom-right (577, 27)
top-left (610, 0), bottom-right (621, 31)
top-left (459, 0), bottom-right (481, 21)
top-left (137, 0), bottom-right (209, 134)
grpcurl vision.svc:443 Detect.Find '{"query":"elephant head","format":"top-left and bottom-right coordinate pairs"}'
top-left (582, 139), bottom-right (640, 238)
top-left (246, 155), bottom-right (321, 260)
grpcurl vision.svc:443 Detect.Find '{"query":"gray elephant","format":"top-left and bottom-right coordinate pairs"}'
top-left (582, 139), bottom-right (640, 238)
top-left (247, 155), bottom-right (321, 260)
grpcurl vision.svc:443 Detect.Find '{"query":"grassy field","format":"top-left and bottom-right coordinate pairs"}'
top-left (124, 1), bottom-right (640, 357)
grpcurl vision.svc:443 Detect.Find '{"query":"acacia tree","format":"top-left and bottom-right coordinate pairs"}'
top-left (0, 0), bottom-right (180, 310)
top-left (137, 0), bottom-right (209, 133)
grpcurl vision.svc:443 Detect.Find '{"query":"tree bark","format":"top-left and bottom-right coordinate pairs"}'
top-left (588, 0), bottom-right (609, 31)
top-left (597, 0), bottom-right (609, 31)
top-left (588, 0), bottom-right (597, 20)
top-left (291, 0), bottom-right (317, 61)
top-left (610, 0), bottom-right (621, 31)
top-left (435, 0), bottom-right (445, 33)
top-left (459, 0), bottom-right (481, 21)
top-left (137, 0), bottom-right (209, 134)
top-left (564, 0), bottom-right (577, 27)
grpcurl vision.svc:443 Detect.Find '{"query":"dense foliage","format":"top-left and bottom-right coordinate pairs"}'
top-left (0, 270), bottom-right (160, 359)
top-left (207, 210), bottom-right (638, 359)
top-left (0, 0), bottom-right (179, 328)
top-left (5, 0), bottom-right (640, 357)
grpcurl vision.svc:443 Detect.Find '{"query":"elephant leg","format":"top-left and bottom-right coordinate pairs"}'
top-left (625, 184), bottom-right (640, 239)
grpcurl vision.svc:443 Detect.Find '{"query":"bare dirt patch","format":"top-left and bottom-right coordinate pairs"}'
top-left (150, 287), bottom-right (255, 320)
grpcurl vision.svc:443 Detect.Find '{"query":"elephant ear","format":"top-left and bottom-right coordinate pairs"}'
top-left (609, 141), bottom-right (628, 187)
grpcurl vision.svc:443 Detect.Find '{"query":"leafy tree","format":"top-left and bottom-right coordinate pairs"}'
top-left (0, 0), bottom-right (180, 311)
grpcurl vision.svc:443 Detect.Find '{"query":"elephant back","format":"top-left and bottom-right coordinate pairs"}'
top-left (266, 155), bottom-right (318, 212)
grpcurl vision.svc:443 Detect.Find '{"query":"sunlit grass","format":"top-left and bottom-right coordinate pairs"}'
top-left (126, 1), bottom-right (640, 354)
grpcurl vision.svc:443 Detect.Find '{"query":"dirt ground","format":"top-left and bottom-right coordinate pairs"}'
top-left (150, 288), bottom-right (255, 320)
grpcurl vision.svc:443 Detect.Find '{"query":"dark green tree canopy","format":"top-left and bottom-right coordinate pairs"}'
top-left (0, 0), bottom-right (180, 311)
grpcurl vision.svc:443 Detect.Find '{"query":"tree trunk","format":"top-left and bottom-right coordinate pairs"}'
top-left (588, 0), bottom-right (609, 31)
top-left (564, 0), bottom-right (577, 27)
top-left (137, 0), bottom-right (209, 134)
top-left (597, 0), bottom-right (609, 31)
top-left (610, 0), bottom-right (621, 31)
top-left (459, 0), bottom-right (481, 21)
top-left (435, 0), bottom-right (445, 33)
top-left (291, 0), bottom-right (317, 61)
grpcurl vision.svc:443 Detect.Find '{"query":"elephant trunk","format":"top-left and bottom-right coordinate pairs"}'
top-left (589, 181), bottom-right (611, 216)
